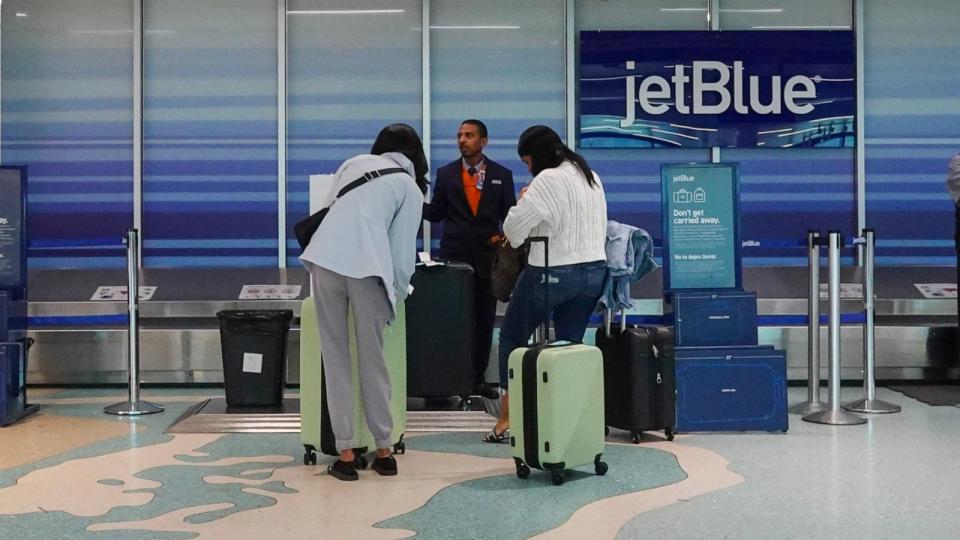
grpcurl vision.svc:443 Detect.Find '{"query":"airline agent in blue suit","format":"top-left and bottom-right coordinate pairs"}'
top-left (422, 119), bottom-right (517, 399)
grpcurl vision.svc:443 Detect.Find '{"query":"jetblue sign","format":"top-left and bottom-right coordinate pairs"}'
top-left (580, 31), bottom-right (855, 149)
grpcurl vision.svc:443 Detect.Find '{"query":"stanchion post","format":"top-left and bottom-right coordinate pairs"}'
top-left (105, 229), bottom-right (163, 416)
top-left (803, 231), bottom-right (866, 425)
top-left (790, 231), bottom-right (827, 415)
top-left (844, 229), bottom-right (901, 414)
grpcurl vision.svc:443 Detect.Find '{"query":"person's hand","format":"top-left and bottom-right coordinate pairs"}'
top-left (519, 185), bottom-right (529, 199)
top-left (488, 234), bottom-right (504, 247)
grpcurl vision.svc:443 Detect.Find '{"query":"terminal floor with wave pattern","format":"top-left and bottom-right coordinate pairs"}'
top-left (0, 386), bottom-right (957, 539)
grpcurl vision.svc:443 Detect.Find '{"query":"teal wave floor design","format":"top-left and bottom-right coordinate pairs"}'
top-left (377, 432), bottom-right (687, 540)
top-left (2, 395), bottom-right (687, 540)
top-left (0, 399), bottom-right (304, 540)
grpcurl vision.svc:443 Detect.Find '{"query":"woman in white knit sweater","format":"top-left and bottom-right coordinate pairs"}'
top-left (484, 125), bottom-right (607, 442)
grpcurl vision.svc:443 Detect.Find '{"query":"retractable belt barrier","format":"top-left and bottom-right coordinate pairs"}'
top-left (104, 229), bottom-right (164, 417)
top-left (801, 229), bottom-right (900, 427)
top-left (841, 229), bottom-right (901, 416)
top-left (790, 231), bottom-right (826, 416)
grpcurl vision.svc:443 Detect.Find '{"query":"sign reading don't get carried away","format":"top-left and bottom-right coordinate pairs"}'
top-left (662, 163), bottom-right (741, 293)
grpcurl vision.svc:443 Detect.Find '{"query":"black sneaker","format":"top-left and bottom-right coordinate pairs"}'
top-left (327, 459), bottom-right (359, 481)
top-left (371, 455), bottom-right (398, 476)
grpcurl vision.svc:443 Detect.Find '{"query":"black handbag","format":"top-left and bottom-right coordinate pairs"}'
top-left (294, 167), bottom-right (405, 251)
top-left (490, 237), bottom-right (527, 302)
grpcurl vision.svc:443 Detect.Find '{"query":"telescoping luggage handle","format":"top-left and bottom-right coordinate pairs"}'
top-left (528, 236), bottom-right (550, 344)
top-left (604, 309), bottom-right (663, 361)
top-left (527, 236), bottom-right (583, 349)
top-left (603, 309), bottom-right (628, 338)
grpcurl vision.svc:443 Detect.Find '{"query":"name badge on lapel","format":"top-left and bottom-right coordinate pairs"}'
top-left (490, 179), bottom-right (502, 185)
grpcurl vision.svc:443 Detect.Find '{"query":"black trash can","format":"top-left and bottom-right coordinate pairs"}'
top-left (216, 310), bottom-right (293, 407)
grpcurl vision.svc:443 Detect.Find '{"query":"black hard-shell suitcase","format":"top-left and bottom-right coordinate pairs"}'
top-left (595, 314), bottom-right (676, 443)
top-left (405, 261), bottom-right (476, 402)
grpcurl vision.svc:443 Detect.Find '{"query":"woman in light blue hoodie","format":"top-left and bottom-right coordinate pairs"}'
top-left (300, 124), bottom-right (426, 481)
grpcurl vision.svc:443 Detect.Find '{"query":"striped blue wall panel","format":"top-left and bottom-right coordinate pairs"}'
top-left (284, 1), bottom-right (423, 267)
top-left (3, 1), bottom-right (959, 270)
top-left (864, 0), bottom-right (960, 265)
top-left (1, 1), bottom-right (134, 268)
top-left (142, 0), bottom-right (278, 268)
top-left (428, 1), bottom-right (566, 256)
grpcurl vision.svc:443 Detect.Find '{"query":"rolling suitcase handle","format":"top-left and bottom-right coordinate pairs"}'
top-left (528, 236), bottom-right (550, 344)
top-left (603, 309), bottom-right (628, 338)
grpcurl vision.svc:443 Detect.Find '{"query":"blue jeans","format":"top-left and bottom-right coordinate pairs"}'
top-left (498, 260), bottom-right (606, 388)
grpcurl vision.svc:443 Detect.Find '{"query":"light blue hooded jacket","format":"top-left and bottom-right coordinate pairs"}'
top-left (299, 152), bottom-right (424, 320)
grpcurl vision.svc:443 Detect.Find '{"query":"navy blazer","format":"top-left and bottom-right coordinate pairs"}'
top-left (422, 157), bottom-right (516, 278)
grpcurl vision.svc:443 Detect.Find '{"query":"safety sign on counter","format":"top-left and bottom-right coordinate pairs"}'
top-left (914, 283), bottom-right (957, 299)
top-left (818, 283), bottom-right (863, 299)
top-left (239, 285), bottom-right (301, 300)
top-left (91, 286), bottom-right (157, 301)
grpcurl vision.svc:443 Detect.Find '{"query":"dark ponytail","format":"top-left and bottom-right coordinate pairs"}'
top-left (516, 125), bottom-right (596, 188)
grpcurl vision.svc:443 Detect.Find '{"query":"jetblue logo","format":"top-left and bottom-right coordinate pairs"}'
top-left (620, 60), bottom-right (817, 127)
top-left (721, 388), bottom-right (737, 393)
top-left (0, 217), bottom-right (8, 225)
top-left (708, 315), bottom-right (730, 320)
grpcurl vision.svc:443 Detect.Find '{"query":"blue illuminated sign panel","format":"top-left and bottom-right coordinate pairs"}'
top-left (580, 31), bottom-right (855, 148)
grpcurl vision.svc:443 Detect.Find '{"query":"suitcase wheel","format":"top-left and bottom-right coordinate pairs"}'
top-left (551, 472), bottom-right (565, 486)
top-left (514, 458), bottom-right (530, 479)
top-left (595, 461), bottom-right (609, 476)
top-left (394, 440), bottom-right (406, 455)
top-left (459, 397), bottom-right (472, 411)
top-left (303, 445), bottom-right (317, 466)
top-left (631, 432), bottom-right (642, 444)
top-left (665, 427), bottom-right (676, 441)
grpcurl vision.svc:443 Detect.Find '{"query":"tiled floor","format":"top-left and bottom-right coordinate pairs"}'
top-left (0, 386), bottom-right (957, 539)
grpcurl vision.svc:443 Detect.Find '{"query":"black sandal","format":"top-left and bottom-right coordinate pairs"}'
top-left (482, 427), bottom-right (509, 444)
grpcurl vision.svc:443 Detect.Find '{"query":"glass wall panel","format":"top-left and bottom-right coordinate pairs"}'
top-left (286, 1), bottom-right (422, 265)
top-left (864, 0), bottom-right (960, 264)
top-left (724, 147), bottom-right (855, 264)
top-left (576, 1), bottom-right (709, 255)
top-left (722, 1), bottom-right (855, 263)
top-left (429, 0), bottom-right (566, 252)
top-left (577, 0), bottom-right (710, 31)
top-left (719, 0), bottom-right (852, 30)
top-left (1, 0), bottom-right (133, 269)
top-left (143, 0), bottom-right (278, 267)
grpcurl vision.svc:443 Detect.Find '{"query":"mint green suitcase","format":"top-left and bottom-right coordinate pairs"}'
top-left (508, 342), bottom-right (608, 485)
top-left (300, 296), bottom-right (407, 466)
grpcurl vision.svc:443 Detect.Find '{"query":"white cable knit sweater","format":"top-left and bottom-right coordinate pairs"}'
top-left (503, 160), bottom-right (607, 267)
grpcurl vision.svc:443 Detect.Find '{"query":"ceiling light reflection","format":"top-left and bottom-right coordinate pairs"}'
top-left (287, 9), bottom-right (405, 15)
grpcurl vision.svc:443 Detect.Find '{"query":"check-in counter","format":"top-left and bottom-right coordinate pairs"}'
top-left (26, 266), bottom-right (958, 384)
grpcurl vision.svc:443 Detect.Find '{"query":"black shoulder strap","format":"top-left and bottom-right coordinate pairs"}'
top-left (335, 167), bottom-right (406, 199)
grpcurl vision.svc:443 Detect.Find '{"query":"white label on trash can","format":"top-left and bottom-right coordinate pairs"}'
top-left (242, 352), bottom-right (263, 374)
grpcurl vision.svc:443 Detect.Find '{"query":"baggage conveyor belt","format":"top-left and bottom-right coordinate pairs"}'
top-left (25, 266), bottom-right (960, 384)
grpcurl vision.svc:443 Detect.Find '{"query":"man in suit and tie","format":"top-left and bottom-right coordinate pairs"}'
top-left (423, 119), bottom-right (517, 399)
